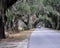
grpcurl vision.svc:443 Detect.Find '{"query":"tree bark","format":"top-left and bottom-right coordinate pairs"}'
top-left (0, 0), bottom-right (6, 39)
top-left (0, 11), bottom-right (6, 39)
top-left (0, 0), bottom-right (17, 39)
top-left (56, 16), bottom-right (60, 30)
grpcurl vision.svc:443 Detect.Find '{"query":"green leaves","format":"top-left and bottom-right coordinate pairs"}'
top-left (16, 1), bottom-right (31, 15)
top-left (6, 9), bottom-right (13, 22)
top-left (23, 3), bottom-right (31, 14)
top-left (45, 5), bottom-right (53, 12)
top-left (30, 5), bottom-right (38, 14)
top-left (6, 0), bottom-right (60, 29)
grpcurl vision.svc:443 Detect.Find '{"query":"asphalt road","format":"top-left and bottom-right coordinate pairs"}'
top-left (29, 27), bottom-right (60, 48)
top-left (0, 39), bottom-right (28, 48)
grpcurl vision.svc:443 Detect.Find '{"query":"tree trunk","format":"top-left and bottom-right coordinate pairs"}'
top-left (0, 11), bottom-right (5, 39)
top-left (27, 15), bottom-right (30, 29)
top-left (56, 16), bottom-right (60, 30)
top-left (14, 16), bottom-right (19, 32)
top-left (0, 0), bottom-right (5, 39)
top-left (0, 0), bottom-right (17, 39)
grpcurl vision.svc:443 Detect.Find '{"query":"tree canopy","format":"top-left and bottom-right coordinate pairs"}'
top-left (6, 0), bottom-right (60, 30)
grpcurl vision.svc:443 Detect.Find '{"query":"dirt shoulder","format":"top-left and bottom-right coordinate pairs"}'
top-left (0, 28), bottom-right (35, 42)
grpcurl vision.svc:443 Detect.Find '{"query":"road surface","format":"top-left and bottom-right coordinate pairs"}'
top-left (0, 39), bottom-right (28, 48)
top-left (29, 27), bottom-right (60, 48)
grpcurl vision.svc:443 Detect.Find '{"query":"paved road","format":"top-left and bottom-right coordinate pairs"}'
top-left (0, 39), bottom-right (28, 48)
top-left (29, 27), bottom-right (60, 48)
